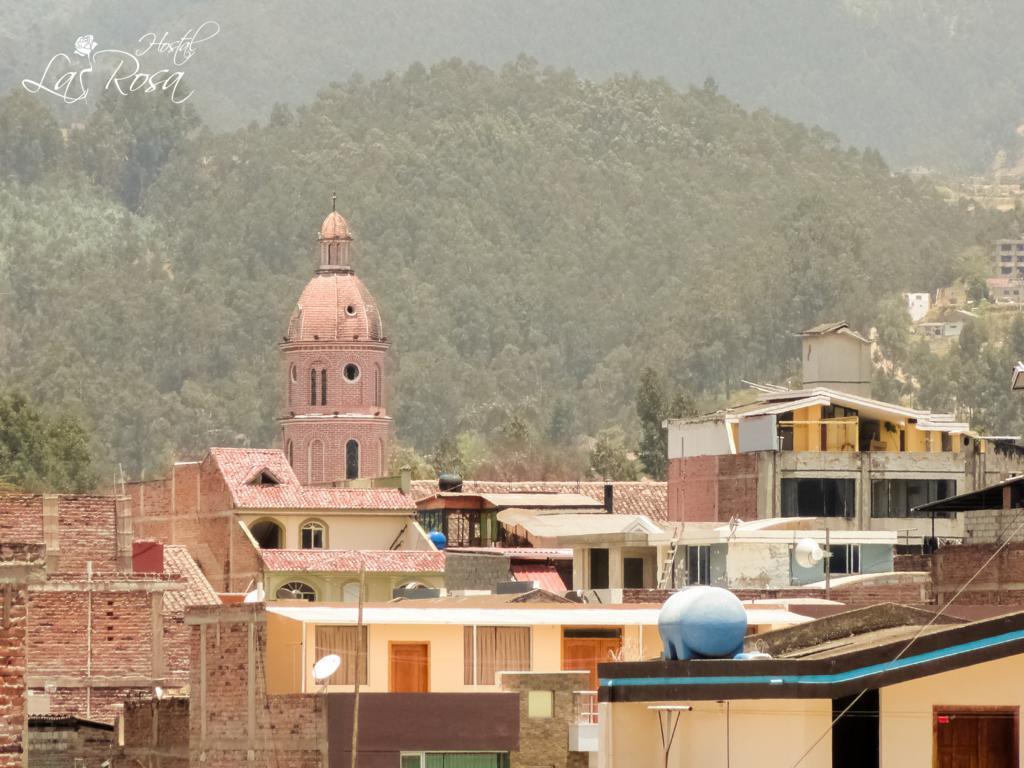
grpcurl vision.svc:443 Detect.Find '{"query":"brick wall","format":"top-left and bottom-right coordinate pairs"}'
top-left (128, 460), bottom-right (243, 592)
top-left (281, 416), bottom-right (391, 485)
top-left (500, 671), bottom-right (589, 768)
top-left (26, 581), bottom-right (181, 724)
top-left (187, 604), bottom-right (323, 768)
top-left (117, 697), bottom-right (189, 768)
top-left (932, 542), bottom-right (1024, 604)
top-left (895, 553), bottom-right (932, 572)
top-left (0, 494), bottom-right (129, 574)
top-left (961, 508), bottom-right (1023, 546)
top-left (0, 544), bottom-right (46, 768)
top-left (28, 719), bottom-right (114, 768)
top-left (667, 454), bottom-right (759, 523)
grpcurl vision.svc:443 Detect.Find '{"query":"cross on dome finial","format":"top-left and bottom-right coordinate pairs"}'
top-left (331, 192), bottom-right (337, 212)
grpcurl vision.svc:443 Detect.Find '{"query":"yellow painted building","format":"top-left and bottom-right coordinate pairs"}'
top-left (598, 606), bottom-right (1024, 767)
top-left (263, 599), bottom-right (811, 696)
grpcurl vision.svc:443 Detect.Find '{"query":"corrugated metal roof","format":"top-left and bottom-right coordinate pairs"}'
top-left (511, 563), bottom-right (567, 592)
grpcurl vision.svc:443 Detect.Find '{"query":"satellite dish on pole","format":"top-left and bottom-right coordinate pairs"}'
top-left (312, 654), bottom-right (341, 684)
top-left (794, 538), bottom-right (825, 569)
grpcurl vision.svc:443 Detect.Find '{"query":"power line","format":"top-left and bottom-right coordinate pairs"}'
top-left (787, 506), bottom-right (1024, 768)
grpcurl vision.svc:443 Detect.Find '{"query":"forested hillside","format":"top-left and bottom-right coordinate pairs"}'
top-left (0, 62), bottom-right (1016, 482)
top-left (3, 0), bottom-right (1024, 171)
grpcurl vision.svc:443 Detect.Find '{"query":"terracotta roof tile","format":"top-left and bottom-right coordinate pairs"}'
top-left (162, 545), bottom-right (220, 615)
top-left (410, 480), bottom-right (668, 521)
top-left (259, 548), bottom-right (445, 573)
top-left (209, 448), bottom-right (414, 510)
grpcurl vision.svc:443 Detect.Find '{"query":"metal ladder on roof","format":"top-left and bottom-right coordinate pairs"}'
top-left (656, 524), bottom-right (682, 589)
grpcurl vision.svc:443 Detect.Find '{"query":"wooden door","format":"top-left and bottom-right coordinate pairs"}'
top-left (389, 642), bottom-right (429, 692)
top-left (562, 632), bottom-right (622, 689)
top-left (935, 709), bottom-right (1018, 768)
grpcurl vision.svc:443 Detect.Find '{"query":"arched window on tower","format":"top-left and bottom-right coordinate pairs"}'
top-left (289, 364), bottom-right (297, 405)
top-left (345, 440), bottom-right (360, 480)
top-left (309, 368), bottom-right (317, 406)
top-left (286, 440), bottom-right (294, 467)
top-left (321, 368), bottom-right (328, 406)
top-left (373, 363), bottom-right (382, 407)
top-left (308, 439), bottom-right (325, 484)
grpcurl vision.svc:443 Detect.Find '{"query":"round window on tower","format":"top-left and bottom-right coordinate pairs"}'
top-left (344, 364), bottom-right (360, 382)
top-left (345, 304), bottom-right (357, 316)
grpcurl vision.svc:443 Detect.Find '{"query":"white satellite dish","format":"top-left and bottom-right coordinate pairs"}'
top-left (794, 538), bottom-right (825, 569)
top-left (243, 585), bottom-right (266, 603)
top-left (312, 654), bottom-right (341, 683)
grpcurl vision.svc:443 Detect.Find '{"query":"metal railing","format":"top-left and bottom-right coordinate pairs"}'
top-left (574, 690), bottom-right (598, 725)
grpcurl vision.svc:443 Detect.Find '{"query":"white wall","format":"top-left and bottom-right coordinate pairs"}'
top-left (667, 419), bottom-right (733, 459)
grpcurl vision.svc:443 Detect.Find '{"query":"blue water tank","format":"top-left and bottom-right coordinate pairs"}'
top-left (428, 530), bottom-right (447, 550)
top-left (658, 586), bottom-right (747, 661)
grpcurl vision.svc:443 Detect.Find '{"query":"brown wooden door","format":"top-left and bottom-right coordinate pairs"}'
top-left (389, 642), bottom-right (429, 692)
top-left (562, 634), bottom-right (622, 689)
top-left (936, 709), bottom-right (1018, 768)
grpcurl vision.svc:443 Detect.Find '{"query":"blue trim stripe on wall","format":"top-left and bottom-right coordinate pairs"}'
top-left (601, 628), bottom-right (1024, 689)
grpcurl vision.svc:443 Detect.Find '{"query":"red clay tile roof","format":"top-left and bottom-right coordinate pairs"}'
top-left (284, 274), bottom-right (383, 342)
top-left (511, 563), bottom-right (567, 592)
top-left (210, 448), bottom-right (415, 511)
top-left (410, 480), bottom-right (668, 522)
top-left (259, 549), bottom-right (445, 573)
top-left (162, 545), bottom-right (220, 615)
top-left (320, 211), bottom-right (350, 240)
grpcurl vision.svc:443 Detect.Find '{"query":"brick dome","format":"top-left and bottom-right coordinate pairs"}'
top-left (285, 273), bottom-right (384, 343)
top-left (320, 211), bottom-right (350, 240)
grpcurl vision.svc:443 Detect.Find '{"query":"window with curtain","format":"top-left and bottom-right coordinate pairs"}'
top-left (463, 627), bottom-right (531, 685)
top-left (314, 625), bottom-right (368, 684)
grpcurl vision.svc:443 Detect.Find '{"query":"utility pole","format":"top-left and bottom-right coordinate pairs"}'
top-left (350, 564), bottom-right (366, 768)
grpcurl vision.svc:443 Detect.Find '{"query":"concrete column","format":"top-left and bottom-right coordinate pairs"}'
top-left (608, 546), bottom-right (624, 589)
top-left (572, 547), bottom-right (586, 590)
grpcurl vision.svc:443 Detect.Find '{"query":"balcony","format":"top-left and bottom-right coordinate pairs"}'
top-left (569, 690), bottom-right (599, 753)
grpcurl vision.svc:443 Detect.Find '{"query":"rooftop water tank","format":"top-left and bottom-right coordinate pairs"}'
top-left (658, 586), bottom-right (747, 661)
top-left (438, 473), bottom-right (463, 492)
top-left (428, 530), bottom-right (447, 550)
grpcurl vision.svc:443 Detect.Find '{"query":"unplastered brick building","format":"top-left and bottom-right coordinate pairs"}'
top-left (0, 494), bottom-right (217, 733)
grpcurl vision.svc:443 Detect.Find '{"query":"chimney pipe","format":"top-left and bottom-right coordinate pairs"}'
top-left (604, 484), bottom-right (613, 514)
